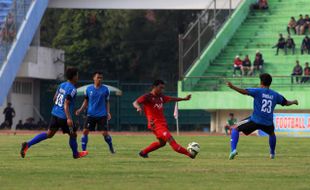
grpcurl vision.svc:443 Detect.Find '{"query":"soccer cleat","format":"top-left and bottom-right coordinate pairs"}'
top-left (229, 150), bottom-right (238, 160)
top-left (109, 147), bottom-right (116, 154)
top-left (139, 151), bottom-right (149, 158)
top-left (73, 151), bottom-right (89, 159)
top-left (189, 150), bottom-right (198, 159)
top-left (270, 154), bottom-right (275, 159)
top-left (20, 142), bottom-right (29, 158)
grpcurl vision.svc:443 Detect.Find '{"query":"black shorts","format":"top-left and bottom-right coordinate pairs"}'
top-left (236, 117), bottom-right (274, 136)
top-left (49, 115), bottom-right (77, 134)
top-left (84, 116), bottom-right (108, 131)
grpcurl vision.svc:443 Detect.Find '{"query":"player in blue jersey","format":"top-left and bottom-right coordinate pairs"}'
top-left (227, 73), bottom-right (298, 160)
top-left (75, 71), bottom-right (115, 154)
top-left (20, 68), bottom-right (88, 159)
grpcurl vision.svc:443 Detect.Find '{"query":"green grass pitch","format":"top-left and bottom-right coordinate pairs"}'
top-left (1, 134), bottom-right (310, 190)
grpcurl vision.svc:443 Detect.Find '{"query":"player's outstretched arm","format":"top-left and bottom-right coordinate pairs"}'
top-left (226, 82), bottom-right (248, 95)
top-left (133, 100), bottom-right (143, 114)
top-left (168, 94), bottom-right (192, 102)
top-left (284, 100), bottom-right (299, 106)
top-left (75, 99), bottom-right (88, 116)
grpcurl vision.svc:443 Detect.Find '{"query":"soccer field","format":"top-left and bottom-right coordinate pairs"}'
top-left (1, 133), bottom-right (310, 190)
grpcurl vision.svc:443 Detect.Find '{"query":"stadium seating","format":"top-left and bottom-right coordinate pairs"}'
top-left (184, 0), bottom-right (310, 92)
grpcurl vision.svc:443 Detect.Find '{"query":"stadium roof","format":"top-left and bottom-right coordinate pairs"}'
top-left (48, 0), bottom-right (242, 10)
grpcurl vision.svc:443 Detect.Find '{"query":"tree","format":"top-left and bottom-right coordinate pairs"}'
top-left (40, 9), bottom-right (199, 89)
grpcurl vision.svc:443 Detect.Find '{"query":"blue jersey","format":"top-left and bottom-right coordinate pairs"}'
top-left (246, 88), bottom-right (287, 126)
top-left (51, 82), bottom-right (77, 119)
top-left (85, 84), bottom-right (110, 117)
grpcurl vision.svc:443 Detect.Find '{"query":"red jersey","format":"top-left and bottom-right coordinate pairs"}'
top-left (137, 93), bottom-right (172, 129)
top-left (234, 58), bottom-right (243, 67)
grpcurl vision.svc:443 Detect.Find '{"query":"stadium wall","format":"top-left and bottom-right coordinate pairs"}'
top-left (178, 84), bottom-right (309, 133)
top-left (211, 109), bottom-right (310, 133)
top-left (177, 86), bottom-right (308, 110)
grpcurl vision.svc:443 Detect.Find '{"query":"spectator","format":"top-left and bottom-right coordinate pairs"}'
top-left (286, 35), bottom-right (295, 54)
top-left (301, 35), bottom-right (310, 54)
top-left (3, 103), bottom-right (15, 128)
top-left (242, 55), bottom-right (253, 76)
top-left (16, 120), bottom-right (23, 130)
top-left (224, 113), bottom-right (237, 136)
top-left (253, 51), bottom-right (264, 75)
top-left (233, 55), bottom-right (244, 76)
top-left (287, 17), bottom-right (297, 35)
top-left (256, 50), bottom-right (263, 60)
top-left (301, 62), bottom-right (310, 83)
top-left (37, 119), bottom-right (48, 130)
top-left (259, 0), bottom-right (268, 9)
top-left (253, 0), bottom-right (268, 10)
top-left (296, 14), bottom-right (305, 35)
top-left (291, 60), bottom-right (303, 84)
top-left (273, 34), bottom-right (286, 55)
top-left (3, 13), bottom-right (16, 42)
top-left (302, 14), bottom-right (310, 35)
top-left (23, 117), bottom-right (36, 130)
top-left (0, 121), bottom-right (9, 130)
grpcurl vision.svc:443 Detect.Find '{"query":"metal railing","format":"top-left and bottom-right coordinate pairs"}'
top-left (182, 75), bottom-right (310, 91)
top-left (0, 0), bottom-right (33, 69)
top-left (179, 0), bottom-right (241, 79)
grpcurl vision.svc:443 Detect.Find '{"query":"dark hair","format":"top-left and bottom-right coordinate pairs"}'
top-left (229, 113), bottom-right (234, 116)
top-left (152, 79), bottom-right (165, 87)
top-left (260, 73), bottom-right (272, 86)
top-left (65, 67), bottom-right (78, 80)
top-left (92, 71), bottom-right (103, 77)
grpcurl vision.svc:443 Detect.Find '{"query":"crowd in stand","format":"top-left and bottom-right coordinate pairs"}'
top-left (273, 14), bottom-right (310, 55)
top-left (287, 15), bottom-right (310, 35)
top-left (291, 61), bottom-right (310, 84)
top-left (230, 10), bottom-right (310, 83)
top-left (233, 50), bottom-right (264, 77)
top-left (273, 34), bottom-right (310, 55)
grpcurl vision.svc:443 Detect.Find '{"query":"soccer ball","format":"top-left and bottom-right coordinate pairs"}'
top-left (187, 142), bottom-right (200, 155)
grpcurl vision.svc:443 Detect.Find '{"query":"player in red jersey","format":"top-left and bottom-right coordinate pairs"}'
top-left (133, 80), bottom-right (197, 159)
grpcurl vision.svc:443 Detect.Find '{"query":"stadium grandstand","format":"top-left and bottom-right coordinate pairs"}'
top-left (179, 0), bottom-right (310, 133)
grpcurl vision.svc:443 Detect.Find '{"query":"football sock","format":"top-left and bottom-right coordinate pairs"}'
top-left (81, 134), bottom-right (88, 151)
top-left (104, 135), bottom-right (114, 151)
top-left (69, 136), bottom-right (78, 157)
top-left (142, 141), bottom-right (165, 154)
top-left (269, 135), bottom-right (276, 155)
top-left (225, 128), bottom-right (228, 135)
top-left (231, 128), bottom-right (239, 151)
top-left (169, 140), bottom-right (192, 157)
top-left (27, 132), bottom-right (48, 148)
